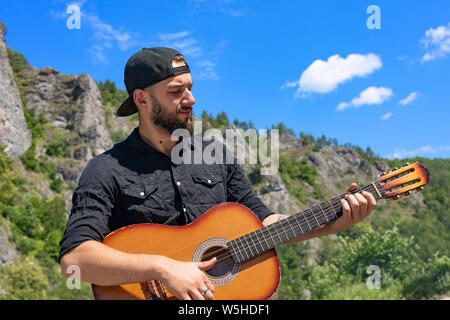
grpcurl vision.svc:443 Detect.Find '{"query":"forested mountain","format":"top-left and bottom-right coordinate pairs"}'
top-left (0, 28), bottom-right (448, 300)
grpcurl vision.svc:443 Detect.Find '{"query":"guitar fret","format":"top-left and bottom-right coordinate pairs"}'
top-left (254, 230), bottom-right (264, 252)
top-left (249, 233), bottom-right (260, 255)
top-left (237, 237), bottom-right (249, 260)
top-left (293, 214), bottom-right (304, 233)
top-left (266, 226), bottom-right (277, 247)
top-left (259, 228), bottom-right (271, 250)
top-left (319, 204), bottom-right (329, 222)
top-left (271, 223), bottom-right (283, 244)
top-left (301, 211), bottom-right (312, 230)
top-left (328, 200), bottom-right (337, 219)
top-left (306, 209), bottom-right (318, 228)
top-left (286, 217), bottom-right (298, 238)
top-left (310, 207), bottom-right (320, 225)
top-left (279, 221), bottom-right (289, 241)
top-left (244, 234), bottom-right (254, 257)
top-left (230, 240), bottom-right (244, 263)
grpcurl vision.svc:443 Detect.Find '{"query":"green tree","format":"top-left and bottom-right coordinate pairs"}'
top-left (0, 145), bottom-right (13, 174)
top-left (276, 242), bottom-right (310, 299)
top-left (7, 46), bottom-right (29, 76)
top-left (402, 253), bottom-right (450, 299)
top-left (11, 194), bottom-right (43, 239)
top-left (0, 21), bottom-right (7, 37)
top-left (335, 225), bottom-right (420, 281)
top-left (46, 130), bottom-right (68, 157)
top-left (0, 261), bottom-right (48, 300)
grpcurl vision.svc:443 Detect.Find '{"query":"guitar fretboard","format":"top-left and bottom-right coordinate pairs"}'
top-left (227, 180), bottom-right (385, 264)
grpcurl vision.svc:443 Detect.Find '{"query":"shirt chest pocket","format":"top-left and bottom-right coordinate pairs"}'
top-left (122, 183), bottom-right (167, 222)
top-left (186, 173), bottom-right (226, 204)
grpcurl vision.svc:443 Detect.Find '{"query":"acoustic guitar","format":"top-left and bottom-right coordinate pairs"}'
top-left (92, 162), bottom-right (429, 300)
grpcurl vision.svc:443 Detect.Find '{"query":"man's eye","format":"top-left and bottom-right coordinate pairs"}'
top-left (170, 90), bottom-right (181, 94)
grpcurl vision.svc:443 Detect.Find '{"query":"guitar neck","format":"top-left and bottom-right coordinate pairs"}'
top-left (227, 180), bottom-right (385, 264)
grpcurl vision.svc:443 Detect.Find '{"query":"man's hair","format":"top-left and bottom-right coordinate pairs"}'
top-left (172, 54), bottom-right (186, 65)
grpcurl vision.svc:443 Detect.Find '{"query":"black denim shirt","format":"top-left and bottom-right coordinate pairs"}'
top-left (59, 127), bottom-right (274, 261)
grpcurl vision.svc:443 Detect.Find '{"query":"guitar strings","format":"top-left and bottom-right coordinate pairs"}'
top-left (201, 185), bottom-right (378, 265)
top-left (199, 185), bottom-right (379, 268)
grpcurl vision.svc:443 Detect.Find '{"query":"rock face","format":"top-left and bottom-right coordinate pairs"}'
top-left (0, 219), bottom-right (16, 265)
top-left (20, 66), bottom-right (112, 163)
top-left (0, 32), bottom-right (32, 156)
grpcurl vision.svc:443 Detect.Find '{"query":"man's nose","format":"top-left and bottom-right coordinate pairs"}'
top-left (181, 88), bottom-right (196, 106)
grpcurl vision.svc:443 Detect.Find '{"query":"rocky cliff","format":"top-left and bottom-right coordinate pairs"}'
top-left (0, 33), bottom-right (113, 266)
top-left (0, 32), bottom-right (31, 156)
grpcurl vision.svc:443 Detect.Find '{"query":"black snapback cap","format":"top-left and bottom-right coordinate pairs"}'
top-left (117, 47), bottom-right (190, 117)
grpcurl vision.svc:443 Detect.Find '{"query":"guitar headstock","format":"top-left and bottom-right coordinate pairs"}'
top-left (377, 162), bottom-right (429, 200)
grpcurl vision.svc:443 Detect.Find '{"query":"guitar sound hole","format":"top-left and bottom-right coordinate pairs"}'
top-left (201, 246), bottom-right (235, 278)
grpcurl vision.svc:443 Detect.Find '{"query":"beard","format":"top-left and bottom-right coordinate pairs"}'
top-left (149, 93), bottom-right (194, 135)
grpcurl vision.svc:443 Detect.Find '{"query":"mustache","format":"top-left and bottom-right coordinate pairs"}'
top-left (177, 106), bottom-right (192, 113)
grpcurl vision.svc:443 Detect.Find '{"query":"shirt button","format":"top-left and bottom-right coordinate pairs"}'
top-left (183, 207), bottom-right (187, 212)
top-left (140, 192), bottom-right (145, 196)
top-left (176, 181), bottom-right (181, 186)
top-left (207, 179), bottom-right (212, 184)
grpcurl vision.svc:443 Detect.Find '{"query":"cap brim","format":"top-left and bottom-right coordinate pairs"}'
top-left (117, 96), bottom-right (138, 117)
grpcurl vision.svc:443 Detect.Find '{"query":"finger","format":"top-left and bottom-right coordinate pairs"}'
top-left (340, 198), bottom-right (351, 221)
top-left (181, 293), bottom-right (192, 300)
top-left (189, 288), bottom-right (206, 300)
top-left (362, 191), bottom-right (377, 213)
top-left (347, 183), bottom-right (358, 192)
top-left (202, 287), bottom-right (215, 300)
top-left (196, 257), bottom-right (217, 271)
top-left (354, 192), bottom-right (368, 219)
top-left (345, 194), bottom-right (360, 221)
top-left (204, 277), bottom-right (215, 293)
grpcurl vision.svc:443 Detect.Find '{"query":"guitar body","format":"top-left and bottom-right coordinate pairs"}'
top-left (92, 202), bottom-right (280, 300)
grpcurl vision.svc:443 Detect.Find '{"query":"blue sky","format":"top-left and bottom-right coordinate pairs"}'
top-left (1, 0), bottom-right (449, 159)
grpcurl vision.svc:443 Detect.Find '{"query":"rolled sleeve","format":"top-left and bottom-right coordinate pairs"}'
top-left (226, 162), bottom-right (273, 222)
top-left (59, 156), bottom-right (116, 262)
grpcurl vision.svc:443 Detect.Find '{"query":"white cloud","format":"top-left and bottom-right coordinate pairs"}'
top-left (51, 5), bottom-right (137, 64)
top-left (399, 92), bottom-right (419, 106)
top-left (336, 86), bottom-right (393, 111)
top-left (196, 61), bottom-right (220, 80)
top-left (157, 31), bottom-right (191, 42)
top-left (145, 30), bottom-right (222, 80)
top-left (84, 13), bottom-right (136, 52)
top-left (381, 112), bottom-right (392, 120)
top-left (385, 145), bottom-right (450, 159)
top-left (88, 44), bottom-right (108, 64)
top-left (154, 31), bottom-right (203, 58)
top-left (421, 22), bottom-right (450, 63)
top-left (283, 53), bottom-right (382, 96)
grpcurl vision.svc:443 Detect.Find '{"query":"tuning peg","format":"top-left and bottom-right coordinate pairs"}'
top-left (391, 195), bottom-right (400, 201)
top-left (394, 167), bottom-right (398, 170)
top-left (416, 186), bottom-right (424, 192)
top-left (404, 162), bottom-right (410, 166)
top-left (403, 191), bottom-right (410, 197)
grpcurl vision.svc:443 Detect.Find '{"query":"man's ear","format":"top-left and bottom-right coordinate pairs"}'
top-left (133, 88), bottom-right (150, 113)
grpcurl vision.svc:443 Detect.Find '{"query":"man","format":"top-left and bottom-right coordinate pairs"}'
top-left (59, 47), bottom-right (377, 300)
